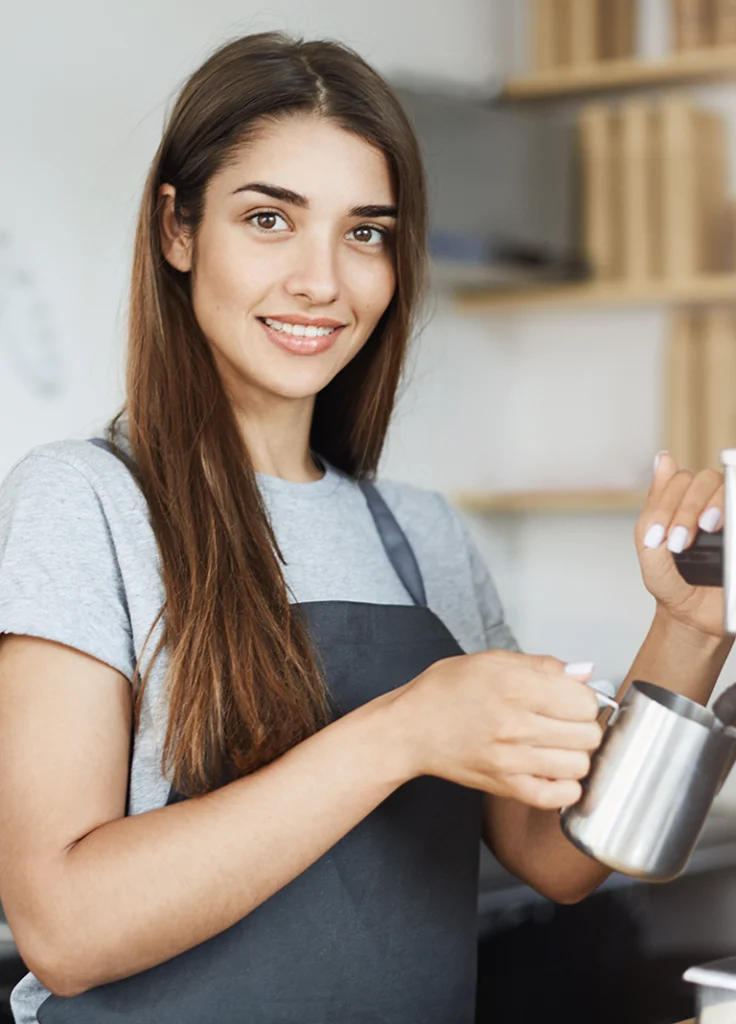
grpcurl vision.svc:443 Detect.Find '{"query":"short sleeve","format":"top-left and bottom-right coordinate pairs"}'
top-left (455, 510), bottom-right (521, 654)
top-left (0, 452), bottom-right (136, 680)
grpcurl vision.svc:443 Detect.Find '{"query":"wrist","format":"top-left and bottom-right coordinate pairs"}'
top-left (351, 683), bottom-right (421, 788)
top-left (653, 601), bottom-right (732, 653)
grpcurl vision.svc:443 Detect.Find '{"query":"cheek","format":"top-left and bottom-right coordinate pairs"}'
top-left (191, 240), bottom-right (264, 326)
top-left (354, 258), bottom-right (396, 324)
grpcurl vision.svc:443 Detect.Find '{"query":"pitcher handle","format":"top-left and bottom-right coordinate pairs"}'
top-left (586, 680), bottom-right (620, 724)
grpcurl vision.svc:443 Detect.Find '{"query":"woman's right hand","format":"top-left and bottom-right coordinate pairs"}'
top-left (392, 650), bottom-right (604, 810)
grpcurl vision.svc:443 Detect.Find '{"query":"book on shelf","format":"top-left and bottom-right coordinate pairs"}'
top-left (722, 197), bottom-right (736, 271)
top-left (600, 0), bottom-right (637, 59)
top-left (555, 0), bottom-right (573, 66)
top-left (532, 0), bottom-right (557, 69)
top-left (702, 308), bottom-right (736, 469)
top-left (672, 0), bottom-right (713, 49)
top-left (697, 110), bottom-right (728, 273)
top-left (620, 101), bottom-right (659, 280)
top-left (666, 311), bottom-right (703, 470)
top-left (713, 0), bottom-right (736, 43)
top-left (569, 0), bottom-right (600, 64)
top-left (660, 96), bottom-right (701, 279)
top-left (579, 103), bottom-right (620, 278)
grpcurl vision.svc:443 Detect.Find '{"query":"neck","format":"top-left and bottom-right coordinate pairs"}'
top-left (230, 392), bottom-right (322, 482)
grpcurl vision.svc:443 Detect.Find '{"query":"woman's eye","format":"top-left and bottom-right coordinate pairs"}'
top-left (247, 211), bottom-right (289, 232)
top-left (348, 225), bottom-right (386, 246)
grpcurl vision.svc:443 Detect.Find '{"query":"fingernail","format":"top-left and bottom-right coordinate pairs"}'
top-left (654, 450), bottom-right (668, 474)
top-left (643, 524), bottom-right (666, 549)
top-left (699, 507), bottom-right (722, 533)
top-left (565, 662), bottom-right (595, 677)
top-left (667, 525), bottom-right (690, 553)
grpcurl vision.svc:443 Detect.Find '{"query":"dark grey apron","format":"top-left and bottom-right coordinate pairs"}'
top-left (36, 441), bottom-right (483, 1024)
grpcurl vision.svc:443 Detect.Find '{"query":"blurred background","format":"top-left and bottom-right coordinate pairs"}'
top-left (5, 0), bottom-right (736, 1021)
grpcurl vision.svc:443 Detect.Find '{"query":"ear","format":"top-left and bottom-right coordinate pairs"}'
top-left (158, 184), bottom-right (193, 272)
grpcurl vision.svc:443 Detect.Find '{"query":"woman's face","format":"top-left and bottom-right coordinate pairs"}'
top-left (163, 115), bottom-right (397, 409)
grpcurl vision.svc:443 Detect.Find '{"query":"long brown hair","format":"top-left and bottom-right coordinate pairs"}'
top-left (117, 31), bottom-right (428, 795)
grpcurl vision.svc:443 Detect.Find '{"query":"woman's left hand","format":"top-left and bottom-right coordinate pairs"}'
top-left (636, 451), bottom-right (725, 638)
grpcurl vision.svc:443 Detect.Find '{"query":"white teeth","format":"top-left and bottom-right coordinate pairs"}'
top-left (263, 317), bottom-right (337, 338)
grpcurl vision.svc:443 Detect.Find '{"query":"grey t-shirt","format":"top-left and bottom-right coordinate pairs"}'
top-left (0, 436), bottom-right (518, 1024)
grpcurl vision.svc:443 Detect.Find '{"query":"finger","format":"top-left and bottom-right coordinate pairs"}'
top-left (525, 654), bottom-right (596, 683)
top-left (697, 484), bottom-right (724, 534)
top-left (507, 775), bottom-right (582, 811)
top-left (521, 714), bottom-right (604, 752)
top-left (665, 474), bottom-right (724, 553)
top-left (637, 468), bottom-right (695, 551)
top-left (647, 450), bottom-right (680, 503)
top-left (510, 673), bottom-right (600, 722)
top-left (495, 745), bottom-right (592, 780)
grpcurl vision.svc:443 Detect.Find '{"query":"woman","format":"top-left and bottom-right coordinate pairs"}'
top-left (0, 32), bottom-right (729, 1024)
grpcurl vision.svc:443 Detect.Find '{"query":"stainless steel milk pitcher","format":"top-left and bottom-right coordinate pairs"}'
top-left (560, 681), bottom-right (736, 882)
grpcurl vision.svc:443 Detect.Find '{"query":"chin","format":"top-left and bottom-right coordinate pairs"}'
top-left (256, 368), bottom-right (337, 402)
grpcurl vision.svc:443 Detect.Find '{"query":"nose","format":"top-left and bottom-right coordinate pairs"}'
top-left (285, 232), bottom-right (340, 306)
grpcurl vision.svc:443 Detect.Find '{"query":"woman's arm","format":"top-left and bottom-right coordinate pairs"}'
top-left (0, 635), bottom-right (413, 998)
top-left (484, 605), bottom-right (733, 904)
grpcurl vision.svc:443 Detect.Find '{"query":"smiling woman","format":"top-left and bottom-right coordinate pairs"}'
top-left (158, 117), bottom-right (399, 408)
top-left (1, 27), bottom-right (724, 1024)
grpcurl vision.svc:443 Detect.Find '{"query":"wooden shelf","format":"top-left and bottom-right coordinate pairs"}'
top-left (455, 273), bottom-right (736, 313)
top-left (455, 489), bottom-right (649, 515)
top-left (504, 46), bottom-right (736, 100)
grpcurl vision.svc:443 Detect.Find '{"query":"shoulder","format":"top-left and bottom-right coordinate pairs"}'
top-left (3, 438), bottom-right (131, 491)
top-left (0, 438), bottom-right (145, 561)
top-left (0, 438), bottom-right (140, 514)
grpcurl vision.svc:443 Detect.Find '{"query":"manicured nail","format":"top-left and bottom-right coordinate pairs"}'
top-left (643, 524), bottom-right (666, 549)
top-left (699, 507), bottom-right (722, 533)
top-left (565, 662), bottom-right (595, 677)
top-left (667, 525), bottom-right (690, 553)
top-left (654, 450), bottom-right (668, 474)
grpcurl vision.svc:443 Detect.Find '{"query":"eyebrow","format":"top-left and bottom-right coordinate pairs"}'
top-left (231, 181), bottom-right (397, 219)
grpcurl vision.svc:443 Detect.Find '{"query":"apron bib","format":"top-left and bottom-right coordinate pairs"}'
top-left (37, 445), bottom-right (483, 1024)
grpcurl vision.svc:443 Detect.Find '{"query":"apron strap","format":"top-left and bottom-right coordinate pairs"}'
top-left (358, 480), bottom-right (427, 608)
top-left (87, 439), bottom-right (427, 608)
top-left (88, 436), bottom-right (140, 478)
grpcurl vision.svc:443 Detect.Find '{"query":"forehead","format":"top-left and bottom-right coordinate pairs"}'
top-left (213, 115), bottom-right (395, 207)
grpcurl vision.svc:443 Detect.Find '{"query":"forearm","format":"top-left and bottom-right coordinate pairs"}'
top-left (33, 691), bottom-right (410, 996)
top-left (484, 795), bottom-right (607, 905)
top-left (486, 606), bottom-right (734, 903)
top-left (618, 602), bottom-right (733, 705)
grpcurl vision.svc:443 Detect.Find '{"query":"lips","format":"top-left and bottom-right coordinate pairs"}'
top-left (257, 318), bottom-right (345, 356)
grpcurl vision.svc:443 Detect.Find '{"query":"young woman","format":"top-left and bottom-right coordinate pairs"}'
top-left (0, 32), bottom-right (730, 1024)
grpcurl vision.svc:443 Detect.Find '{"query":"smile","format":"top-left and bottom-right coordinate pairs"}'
top-left (257, 317), bottom-right (346, 356)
